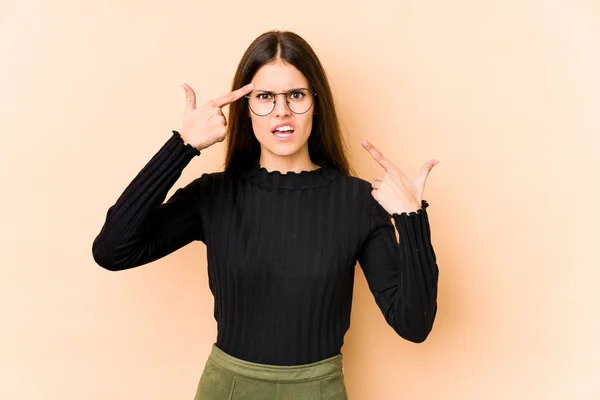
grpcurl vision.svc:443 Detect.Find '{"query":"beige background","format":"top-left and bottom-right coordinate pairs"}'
top-left (2, 0), bottom-right (599, 398)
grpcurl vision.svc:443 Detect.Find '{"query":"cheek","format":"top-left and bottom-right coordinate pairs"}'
top-left (250, 116), bottom-right (269, 137)
top-left (298, 114), bottom-right (314, 135)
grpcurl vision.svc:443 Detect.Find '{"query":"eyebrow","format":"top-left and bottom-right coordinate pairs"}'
top-left (253, 87), bottom-right (308, 92)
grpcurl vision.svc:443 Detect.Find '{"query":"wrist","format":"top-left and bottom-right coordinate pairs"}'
top-left (172, 130), bottom-right (201, 155)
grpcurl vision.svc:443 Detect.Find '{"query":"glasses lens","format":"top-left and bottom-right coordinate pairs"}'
top-left (248, 91), bottom-right (275, 116)
top-left (287, 89), bottom-right (313, 114)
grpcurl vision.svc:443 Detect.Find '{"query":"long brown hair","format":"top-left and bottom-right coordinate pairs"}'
top-left (223, 30), bottom-right (355, 177)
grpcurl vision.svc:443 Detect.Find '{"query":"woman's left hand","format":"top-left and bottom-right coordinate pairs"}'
top-left (362, 140), bottom-right (439, 215)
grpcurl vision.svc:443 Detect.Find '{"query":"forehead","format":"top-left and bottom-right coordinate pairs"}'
top-left (251, 60), bottom-right (308, 90)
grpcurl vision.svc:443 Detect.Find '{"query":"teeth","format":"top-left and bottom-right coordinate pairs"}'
top-left (275, 126), bottom-right (293, 132)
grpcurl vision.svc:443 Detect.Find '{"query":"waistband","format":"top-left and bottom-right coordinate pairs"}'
top-left (207, 343), bottom-right (344, 383)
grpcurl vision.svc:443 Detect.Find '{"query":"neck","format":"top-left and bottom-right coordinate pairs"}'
top-left (259, 151), bottom-right (320, 174)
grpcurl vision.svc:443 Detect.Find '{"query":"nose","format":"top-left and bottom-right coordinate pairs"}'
top-left (273, 94), bottom-right (291, 117)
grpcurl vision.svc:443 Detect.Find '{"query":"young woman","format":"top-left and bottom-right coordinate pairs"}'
top-left (92, 30), bottom-right (439, 400)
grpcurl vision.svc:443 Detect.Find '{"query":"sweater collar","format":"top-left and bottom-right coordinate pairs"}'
top-left (243, 161), bottom-right (340, 190)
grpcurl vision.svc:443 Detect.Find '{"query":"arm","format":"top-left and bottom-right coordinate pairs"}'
top-left (92, 131), bottom-right (207, 271)
top-left (357, 199), bottom-right (438, 343)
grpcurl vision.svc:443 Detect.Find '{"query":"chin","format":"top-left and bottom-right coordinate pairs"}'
top-left (257, 133), bottom-right (310, 156)
top-left (263, 144), bottom-right (304, 157)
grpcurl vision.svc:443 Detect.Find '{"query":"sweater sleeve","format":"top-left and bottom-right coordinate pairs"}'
top-left (357, 199), bottom-right (439, 343)
top-left (92, 131), bottom-right (206, 271)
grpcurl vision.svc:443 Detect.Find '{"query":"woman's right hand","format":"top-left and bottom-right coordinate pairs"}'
top-left (180, 83), bottom-right (254, 151)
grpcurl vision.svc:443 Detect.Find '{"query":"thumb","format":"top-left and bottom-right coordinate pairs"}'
top-left (182, 83), bottom-right (196, 110)
top-left (417, 159), bottom-right (438, 186)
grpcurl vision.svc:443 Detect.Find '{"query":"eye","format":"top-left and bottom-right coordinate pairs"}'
top-left (256, 92), bottom-right (273, 101)
top-left (288, 91), bottom-right (305, 100)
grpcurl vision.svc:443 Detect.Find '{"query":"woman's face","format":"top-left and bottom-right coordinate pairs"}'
top-left (248, 60), bottom-right (315, 165)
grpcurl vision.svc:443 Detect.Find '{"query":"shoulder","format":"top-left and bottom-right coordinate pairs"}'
top-left (181, 170), bottom-right (230, 196)
top-left (333, 174), bottom-right (382, 213)
top-left (335, 174), bottom-right (374, 198)
top-left (343, 174), bottom-right (372, 188)
top-left (337, 174), bottom-right (392, 220)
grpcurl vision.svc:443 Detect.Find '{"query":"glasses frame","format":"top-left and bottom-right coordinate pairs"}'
top-left (245, 87), bottom-right (317, 117)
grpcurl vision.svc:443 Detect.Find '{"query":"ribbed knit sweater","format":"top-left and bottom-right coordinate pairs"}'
top-left (92, 131), bottom-right (439, 366)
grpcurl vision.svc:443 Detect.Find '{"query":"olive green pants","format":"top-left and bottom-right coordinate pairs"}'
top-left (194, 344), bottom-right (348, 399)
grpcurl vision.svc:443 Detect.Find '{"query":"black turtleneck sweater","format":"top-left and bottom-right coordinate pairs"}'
top-left (92, 131), bottom-right (439, 366)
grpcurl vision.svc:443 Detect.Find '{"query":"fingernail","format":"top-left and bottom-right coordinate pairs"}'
top-left (362, 140), bottom-right (369, 146)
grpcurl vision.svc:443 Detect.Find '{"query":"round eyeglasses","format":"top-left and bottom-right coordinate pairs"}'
top-left (245, 88), bottom-right (317, 117)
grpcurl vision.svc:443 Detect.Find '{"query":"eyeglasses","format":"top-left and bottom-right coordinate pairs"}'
top-left (245, 88), bottom-right (317, 117)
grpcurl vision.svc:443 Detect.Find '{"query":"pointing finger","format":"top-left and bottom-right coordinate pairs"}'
top-left (362, 140), bottom-right (395, 172)
top-left (212, 83), bottom-right (254, 108)
top-left (182, 83), bottom-right (196, 110)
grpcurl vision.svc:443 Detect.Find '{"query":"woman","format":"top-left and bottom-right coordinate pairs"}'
top-left (92, 30), bottom-right (439, 400)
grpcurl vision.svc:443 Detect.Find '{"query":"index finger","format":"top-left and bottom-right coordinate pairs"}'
top-left (212, 83), bottom-right (254, 108)
top-left (362, 140), bottom-right (395, 172)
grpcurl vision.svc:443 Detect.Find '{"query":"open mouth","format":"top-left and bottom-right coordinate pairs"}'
top-left (272, 125), bottom-right (295, 139)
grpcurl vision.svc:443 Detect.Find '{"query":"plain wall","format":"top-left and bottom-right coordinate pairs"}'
top-left (1, 0), bottom-right (599, 398)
